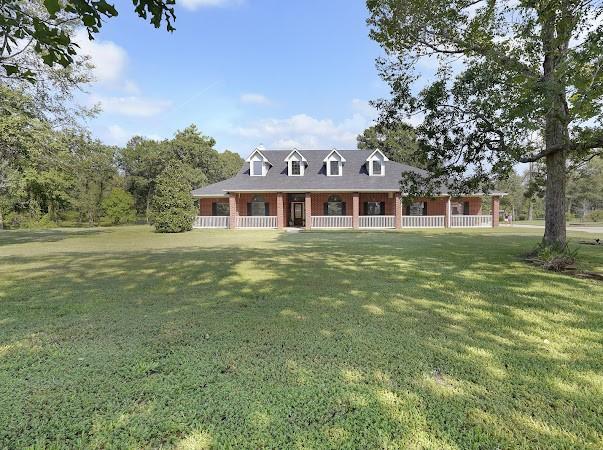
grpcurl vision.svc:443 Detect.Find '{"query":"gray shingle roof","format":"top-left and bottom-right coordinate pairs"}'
top-left (191, 149), bottom-right (503, 197)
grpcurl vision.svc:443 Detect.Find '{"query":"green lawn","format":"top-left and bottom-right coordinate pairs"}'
top-left (1, 226), bottom-right (602, 449)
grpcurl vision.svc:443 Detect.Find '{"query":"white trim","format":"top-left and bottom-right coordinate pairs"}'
top-left (366, 149), bottom-right (389, 162)
top-left (284, 149), bottom-right (307, 162)
top-left (244, 148), bottom-right (271, 164)
top-left (322, 149), bottom-right (346, 162)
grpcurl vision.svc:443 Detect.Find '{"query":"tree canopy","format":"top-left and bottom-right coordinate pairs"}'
top-left (357, 123), bottom-right (423, 167)
top-left (1, 0), bottom-right (176, 82)
top-left (367, 0), bottom-right (603, 244)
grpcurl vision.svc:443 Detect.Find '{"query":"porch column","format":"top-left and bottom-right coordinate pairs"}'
top-left (229, 193), bottom-right (238, 229)
top-left (305, 192), bottom-right (312, 230)
top-left (394, 192), bottom-right (402, 229)
top-left (491, 196), bottom-right (500, 227)
top-left (276, 192), bottom-right (284, 229)
top-left (352, 192), bottom-right (359, 229)
top-left (444, 196), bottom-right (451, 228)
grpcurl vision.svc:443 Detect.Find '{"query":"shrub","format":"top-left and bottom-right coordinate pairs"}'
top-left (527, 241), bottom-right (578, 271)
top-left (587, 210), bottom-right (603, 222)
top-left (101, 188), bottom-right (136, 225)
top-left (151, 163), bottom-right (196, 233)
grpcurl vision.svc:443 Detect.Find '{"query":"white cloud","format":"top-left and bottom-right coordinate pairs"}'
top-left (92, 95), bottom-right (172, 117)
top-left (233, 111), bottom-right (375, 149)
top-left (240, 93), bottom-right (272, 106)
top-left (180, 0), bottom-right (242, 10)
top-left (104, 125), bottom-right (163, 146)
top-left (74, 30), bottom-right (127, 84)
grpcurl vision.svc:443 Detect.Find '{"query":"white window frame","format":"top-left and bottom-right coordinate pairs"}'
top-left (324, 149), bottom-right (345, 177)
top-left (284, 149), bottom-right (306, 176)
top-left (246, 147), bottom-right (271, 177)
top-left (366, 149), bottom-right (388, 176)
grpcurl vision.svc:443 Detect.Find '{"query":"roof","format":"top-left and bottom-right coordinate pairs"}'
top-left (191, 149), bottom-right (505, 197)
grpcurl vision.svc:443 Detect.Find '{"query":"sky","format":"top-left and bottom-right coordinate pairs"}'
top-left (79, 0), bottom-right (400, 156)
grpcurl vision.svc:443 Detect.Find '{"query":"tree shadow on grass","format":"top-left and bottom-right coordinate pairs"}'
top-left (0, 228), bottom-right (110, 246)
top-left (0, 230), bottom-right (601, 448)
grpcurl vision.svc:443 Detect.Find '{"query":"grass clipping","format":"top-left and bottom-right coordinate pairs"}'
top-left (526, 241), bottom-right (578, 272)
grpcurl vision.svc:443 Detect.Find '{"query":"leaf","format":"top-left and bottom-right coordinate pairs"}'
top-left (43, 0), bottom-right (61, 16)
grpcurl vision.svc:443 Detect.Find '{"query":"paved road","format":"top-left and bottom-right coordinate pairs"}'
top-left (510, 224), bottom-right (603, 234)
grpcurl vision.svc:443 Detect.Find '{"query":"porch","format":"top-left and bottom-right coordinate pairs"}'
top-left (194, 192), bottom-right (500, 230)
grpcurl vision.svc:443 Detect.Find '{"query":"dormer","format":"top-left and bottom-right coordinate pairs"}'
top-left (323, 149), bottom-right (346, 176)
top-left (366, 149), bottom-right (388, 176)
top-left (246, 146), bottom-right (271, 176)
top-left (284, 149), bottom-right (307, 176)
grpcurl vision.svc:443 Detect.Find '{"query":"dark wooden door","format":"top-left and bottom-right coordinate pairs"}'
top-left (292, 202), bottom-right (305, 226)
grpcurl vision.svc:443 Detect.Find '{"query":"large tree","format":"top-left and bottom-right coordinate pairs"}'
top-left (367, 0), bottom-right (603, 245)
top-left (357, 123), bottom-right (423, 166)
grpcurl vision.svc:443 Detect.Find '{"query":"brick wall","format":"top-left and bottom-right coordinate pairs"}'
top-left (310, 192), bottom-right (354, 215)
top-left (404, 196), bottom-right (483, 215)
top-left (359, 193), bottom-right (396, 215)
top-left (236, 193), bottom-right (278, 216)
top-left (199, 198), bottom-right (229, 216)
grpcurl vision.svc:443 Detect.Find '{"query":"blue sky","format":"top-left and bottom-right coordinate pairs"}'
top-left (80, 0), bottom-right (396, 156)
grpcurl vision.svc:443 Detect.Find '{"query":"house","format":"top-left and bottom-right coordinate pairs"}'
top-left (191, 146), bottom-right (503, 229)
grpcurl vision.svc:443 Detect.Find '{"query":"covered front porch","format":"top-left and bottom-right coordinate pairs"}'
top-left (194, 192), bottom-right (500, 230)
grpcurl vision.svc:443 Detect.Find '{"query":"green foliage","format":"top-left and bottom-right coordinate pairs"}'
top-left (151, 163), bottom-right (196, 233)
top-left (587, 210), bottom-right (603, 222)
top-left (0, 0), bottom-right (176, 82)
top-left (357, 123), bottom-right (423, 166)
top-left (101, 188), bottom-right (136, 225)
top-left (0, 227), bottom-right (601, 447)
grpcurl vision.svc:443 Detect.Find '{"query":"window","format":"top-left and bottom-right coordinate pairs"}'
top-left (372, 160), bottom-right (382, 175)
top-left (326, 195), bottom-right (345, 216)
top-left (252, 160), bottom-right (263, 176)
top-left (408, 202), bottom-right (426, 216)
top-left (249, 195), bottom-right (268, 216)
top-left (212, 202), bottom-right (229, 216)
top-left (365, 202), bottom-right (384, 215)
top-left (291, 160), bottom-right (301, 175)
top-left (451, 201), bottom-right (470, 215)
top-left (329, 160), bottom-right (340, 176)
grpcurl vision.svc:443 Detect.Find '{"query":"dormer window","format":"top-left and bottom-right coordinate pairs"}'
top-left (372, 160), bottom-right (382, 175)
top-left (291, 160), bottom-right (301, 175)
top-left (366, 150), bottom-right (388, 176)
top-left (284, 149), bottom-right (306, 176)
top-left (324, 149), bottom-right (345, 177)
top-left (330, 160), bottom-right (340, 176)
top-left (246, 146), bottom-right (271, 177)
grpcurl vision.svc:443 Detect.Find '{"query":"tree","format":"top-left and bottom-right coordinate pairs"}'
top-left (218, 150), bottom-right (244, 179)
top-left (497, 170), bottom-right (526, 219)
top-left (101, 188), bottom-right (136, 225)
top-left (357, 123), bottom-right (423, 166)
top-left (367, 0), bottom-right (603, 245)
top-left (151, 163), bottom-right (196, 233)
top-left (566, 157), bottom-right (603, 219)
top-left (1, 0), bottom-right (176, 82)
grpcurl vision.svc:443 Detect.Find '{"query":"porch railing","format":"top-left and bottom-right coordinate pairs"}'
top-left (450, 215), bottom-right (492, 228)
top-left (237, 216), bottom-right (278, 228)
top-left (312, 215), bottom-right (353, 228)
top-left (359, 215), bottom-right (396, 228)
top-left (193, 216), bottom-right (229, 228)
top-left (401, 215), bottom-right (445, 228)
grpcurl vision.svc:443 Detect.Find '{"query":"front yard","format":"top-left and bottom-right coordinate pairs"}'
top-left (0, 226), bottom-right (602, 448)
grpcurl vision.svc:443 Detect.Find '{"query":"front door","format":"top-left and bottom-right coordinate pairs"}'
top-left (291, 202), bottom-right (305, 227)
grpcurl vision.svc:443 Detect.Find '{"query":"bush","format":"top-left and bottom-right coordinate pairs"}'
top-left (587, 210), bottom-right (603, 222)
top-left (101, 188), bottom-right (136, 225)
top-left (527, 241), bottom-right (578, 271)
top-left (151, 163), bottom-right (196, 233)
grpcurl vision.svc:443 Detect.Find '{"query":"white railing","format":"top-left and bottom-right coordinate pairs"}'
top-left (237, 216), bottom-right (278, 228)
top-left (450, 215), bottom-right (492, 227)
top-left (193, 216), bottom-right (229, 228)
top-left (359, 215), bottom-right (396, 228)
top-left (402, 215), bottom-right (445, 228)
top-left (312, 215), bottom-right (353, 228)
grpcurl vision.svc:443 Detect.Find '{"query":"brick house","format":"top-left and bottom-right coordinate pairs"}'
top-left (191, 147), bottom-right (504, 230)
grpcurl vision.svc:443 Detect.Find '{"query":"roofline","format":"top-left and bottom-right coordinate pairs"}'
top-left (322, 149), bottom-right (346, 162)
top-left (245, 148), bottom-right (272, 165)
top-left (193, 190), bottom-right (506, 197)
top-left (367, 149), bottom-right (390, 162)
top-left (284, 149), bottom-right (307, 162)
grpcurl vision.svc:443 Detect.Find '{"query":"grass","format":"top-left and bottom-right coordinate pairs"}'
top-left (0, 226), bottom-right (602, 449)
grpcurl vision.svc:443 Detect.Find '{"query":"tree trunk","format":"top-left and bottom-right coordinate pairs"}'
top-left (528, 201), bottom-right (534, 221)
top-left (0, 208), bottom-right (4, 230)
top-left (541, 17), bottom-right (570, 246)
